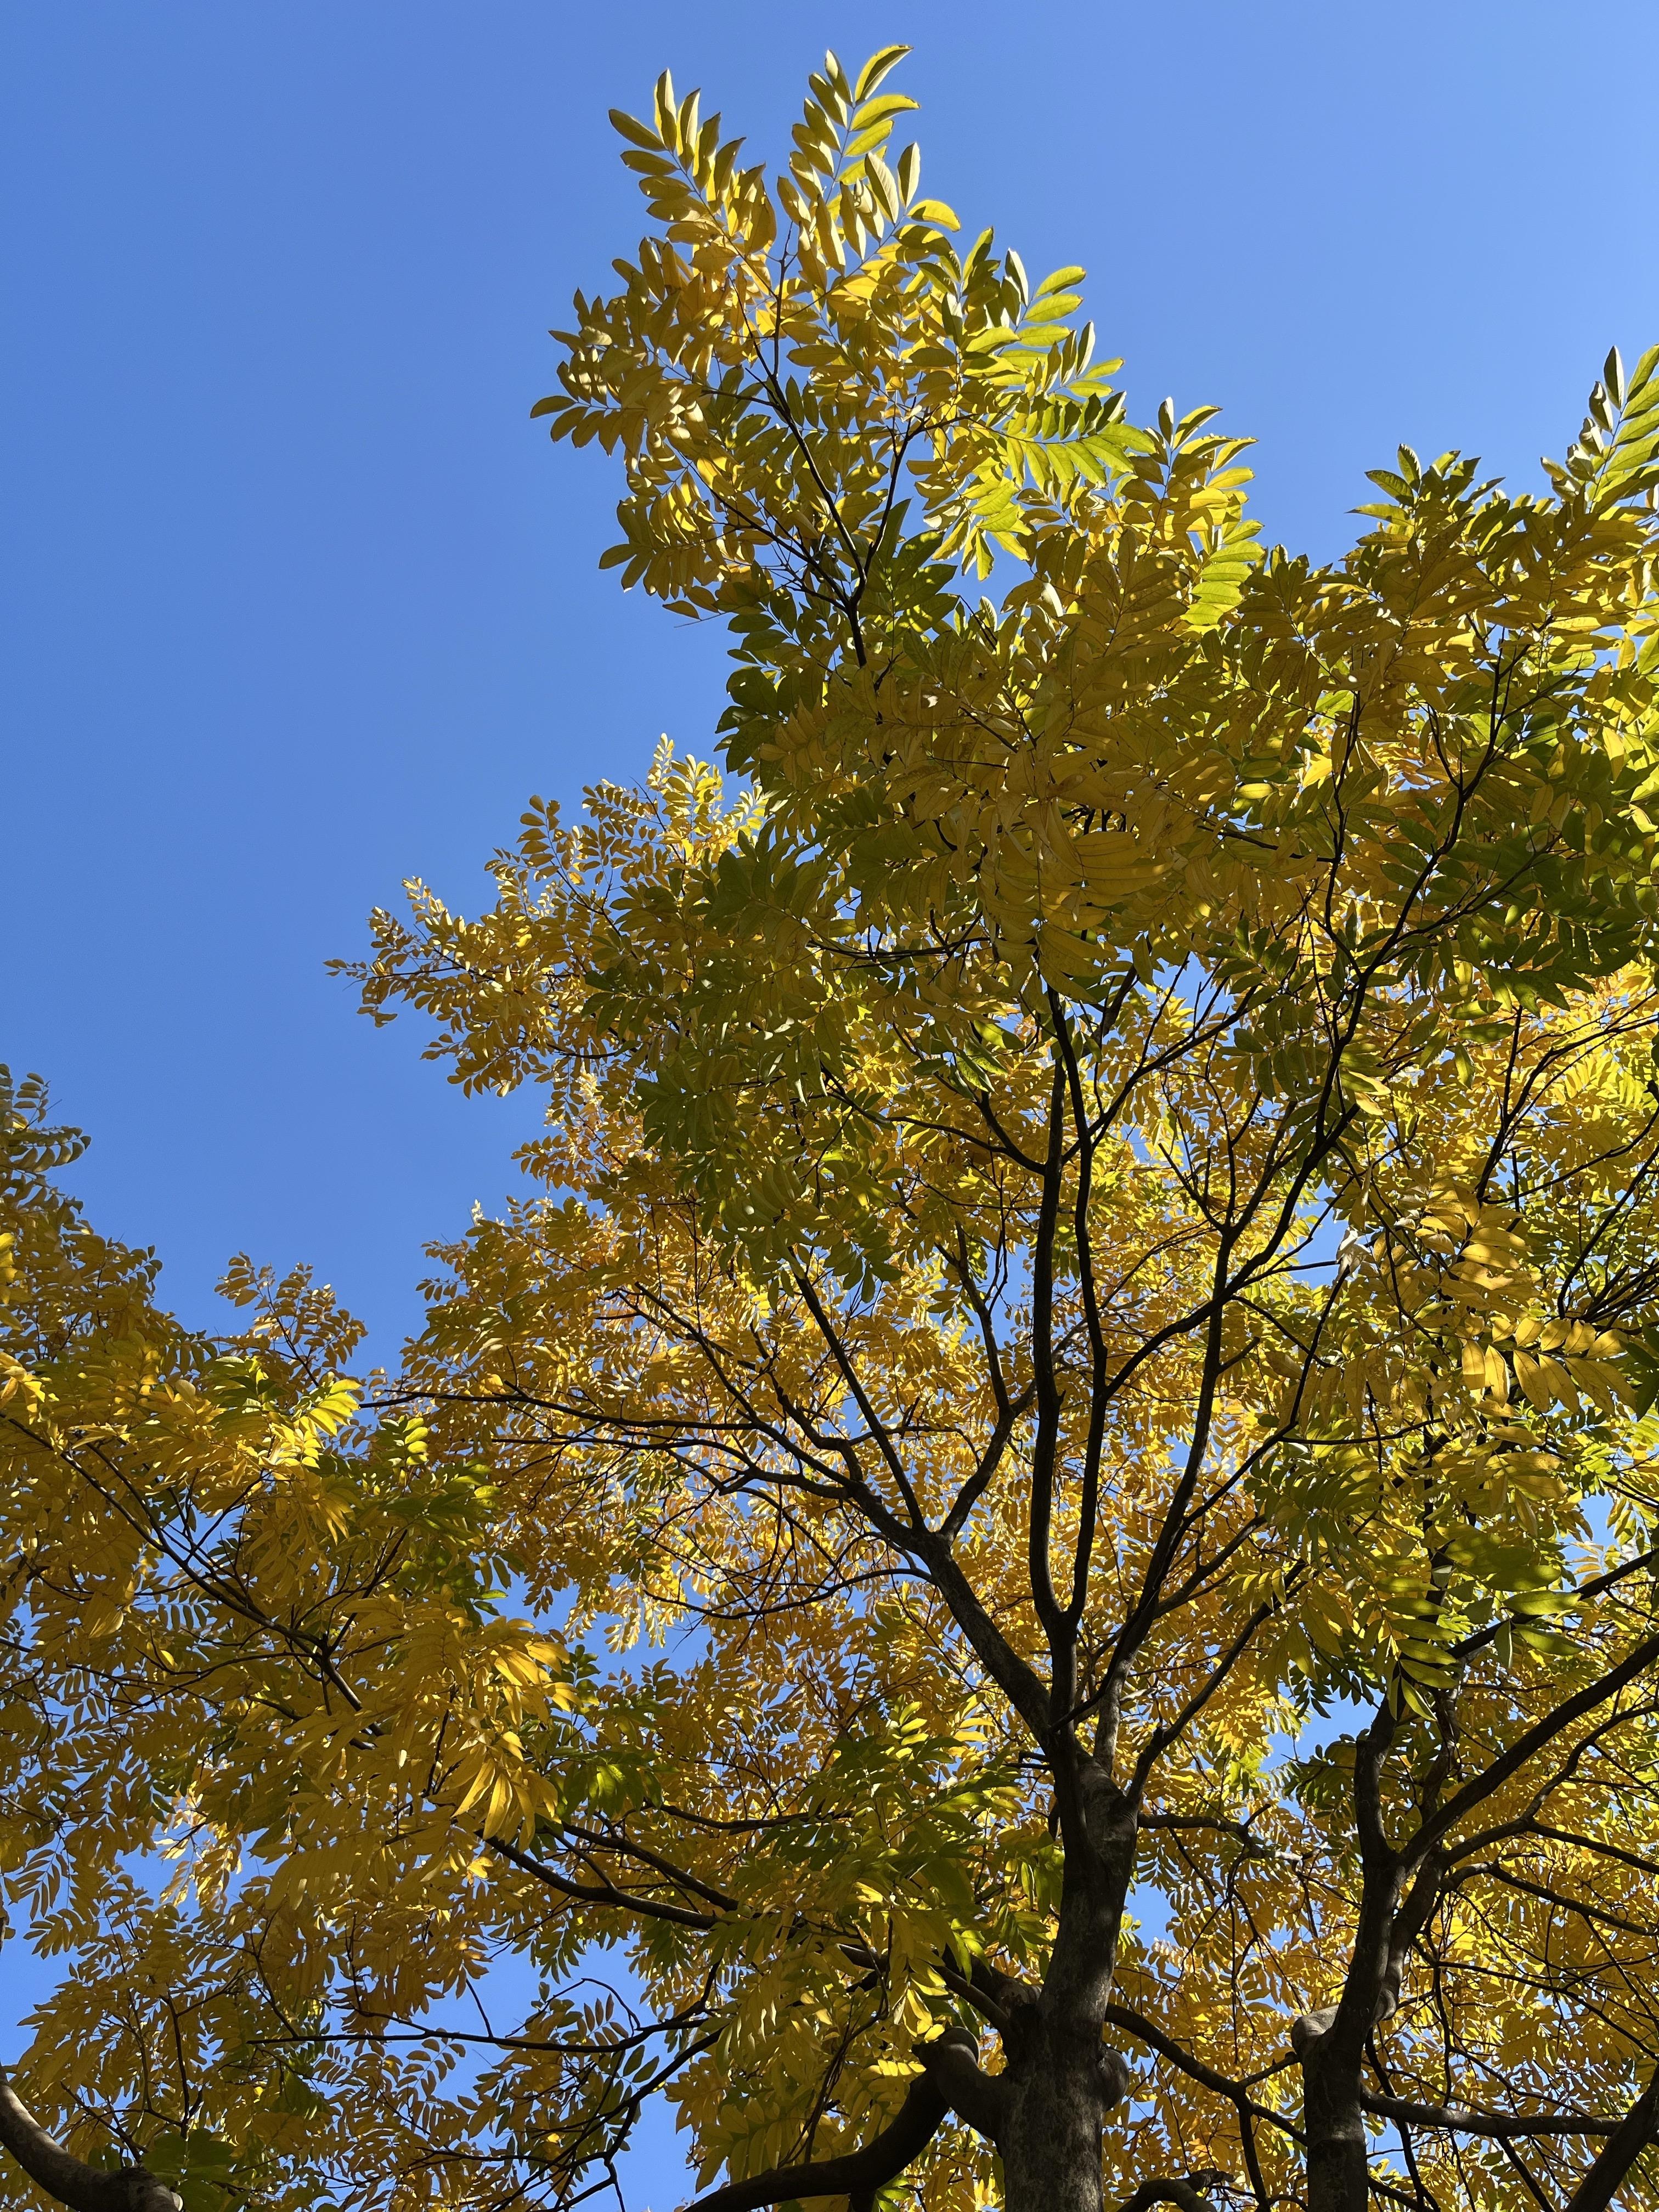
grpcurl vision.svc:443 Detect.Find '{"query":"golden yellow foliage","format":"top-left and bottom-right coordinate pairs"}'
top-left (7, 46), bottom-right (1659, 2212)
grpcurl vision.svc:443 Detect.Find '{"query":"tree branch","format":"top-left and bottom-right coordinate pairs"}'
top-left (1359, 2092), bottom-right (1622, 2140)
top-left (0, 2067), bottom-right (180, 2212)
top-left (486, 1833), bottom-right (721, 1929)
top-left (1104, 2005), bottom-right (1303, 2138)
top-left (1562, 2066), bottom-right (1659, 2212)
top-left (679, 2029), bottom-right (1002, 2212)
top-left (1412, 1625), bottom-right (1659, 1865)
top-left (681, 2079), bottom-right (943, 2212)
top-left (1115, 2176), bottom-right (1228, 2212)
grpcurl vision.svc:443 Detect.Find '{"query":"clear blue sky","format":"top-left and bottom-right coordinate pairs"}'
top-left (2, 4), bottom-right (1657, 2193)
top-left (4, 0), bottom-right (1656, 1360)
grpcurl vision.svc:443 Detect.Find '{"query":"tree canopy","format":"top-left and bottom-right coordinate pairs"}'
top-left (6, 43), bottom-right (1659, 2212)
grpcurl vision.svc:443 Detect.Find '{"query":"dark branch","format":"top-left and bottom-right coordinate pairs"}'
top-left (486, 1833), bottom-right (720, 1930)
top-left (1104, 2005), bottom-right (1304, 2138)
top-left (1360, 2091), bottom-right (1622, 2140)
top-left (1562, 2066), bottom-right (1659, 2212)
top-left (679, 2029), bottom-right (1001, 2212)
top-left (1412, 1624), bottom-right (1659, 1864)
top-left (0, 2066), bottom-right (180, 2212)
top-left (1116, 2176), bottom-right (1228, 2212)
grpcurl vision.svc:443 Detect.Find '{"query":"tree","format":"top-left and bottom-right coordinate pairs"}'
top-left (5, 41), bottom-right (1659, 2212)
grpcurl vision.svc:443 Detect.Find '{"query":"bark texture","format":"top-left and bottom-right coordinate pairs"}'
top-left (998, 2023), bottom-right (1124, 2212)
top-left (1299, 2049), bottom-right (1371, 2212)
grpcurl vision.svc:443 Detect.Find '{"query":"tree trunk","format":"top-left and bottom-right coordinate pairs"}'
top-left (1000, 2023), bottom-right (1113, 2212)
top-left (1301, 2045), bottom-right (1371, 2212)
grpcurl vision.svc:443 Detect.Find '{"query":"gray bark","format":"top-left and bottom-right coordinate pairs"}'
top-left (1297, 2039), bottom-right (1372, 2212)
top-left (998, 2025), bottom-right (1128, 2212)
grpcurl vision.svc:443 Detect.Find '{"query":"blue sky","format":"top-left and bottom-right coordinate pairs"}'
top-left (2, 2), bottom-right (1657, 2195)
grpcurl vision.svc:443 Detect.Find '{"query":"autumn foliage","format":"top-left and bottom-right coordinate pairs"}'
top-left (5, 45), bottom-right (1659, 2212)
